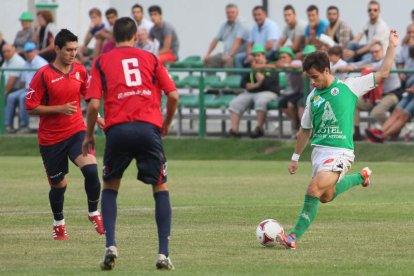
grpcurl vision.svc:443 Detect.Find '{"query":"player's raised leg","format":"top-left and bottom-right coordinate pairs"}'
top-left (333, 167), bottom-right (372, 199)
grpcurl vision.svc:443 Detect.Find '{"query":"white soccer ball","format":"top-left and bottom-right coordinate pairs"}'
top-left (256, 219), bottom-right (284, 247)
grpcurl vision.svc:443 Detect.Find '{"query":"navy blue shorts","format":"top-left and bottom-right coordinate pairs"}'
top-left (103, 122), bottom-right (167, 185)
top-left (39, 131), bottom-right (85, 185)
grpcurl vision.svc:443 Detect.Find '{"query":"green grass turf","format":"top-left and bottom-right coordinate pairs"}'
top-left (0, 157), bottom-right (413, 275)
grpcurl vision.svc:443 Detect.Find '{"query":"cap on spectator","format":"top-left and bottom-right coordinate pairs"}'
top-left (19, 11), bottom-right (33, 21)
top-left (303, 45), bottom-right (316, 56)
top-left (251, 44), bottom-right (266, 55)
top-left (23, 42), bottom-right (36, 52)
top-left (319, 34), bottom-right (336, 48)
top-left (278, 47), bottom-right (295, 58)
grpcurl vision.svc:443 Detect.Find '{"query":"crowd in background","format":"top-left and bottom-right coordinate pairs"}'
top-left (1, 1), bottom-right (414, 143)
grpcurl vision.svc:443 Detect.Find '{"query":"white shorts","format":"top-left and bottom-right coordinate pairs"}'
top-left (310, 146), bottom-right (355, 182)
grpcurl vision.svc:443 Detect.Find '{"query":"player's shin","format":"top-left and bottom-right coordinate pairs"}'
top-left (154, 191), bottom-right (171, 257)
top-left (290, 194), bottom-right (320, 240)
top-left (101, 189), bottom-right (118, 247)
top-left (81, 164), bottom-right (101, 212)
top-left (49, 186), bottom-right (67, 222)
top-left (333, 173), bottom-right (364, 200)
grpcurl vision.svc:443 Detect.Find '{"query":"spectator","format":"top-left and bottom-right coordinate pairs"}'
top-left (136, 28), bottom-right (159, 55)
top-left (33, 10), bottom-right (57, 62)
top-left (5, 42), bottom-right (47, 134)
top-left (398, 24), bottom-right (414, 88)
top-left (148, 5), bottom-right (179, 64)
top-left (13, 12), bottom-right (34, 56)
top-left (78, 8), bottom-right (106, 63)
top-left (132, 4), bottom-right (153, 33)
top-left (98, 8), bottom-right (119, 54)
top-left (228, 45), bottom-right (279, 138)
top-left (344, 0), bottom-right (389, 62)
top-left (1, 43), bottom-right (26, 133)
top-left (235, 6), bottom-right (281, 68)
top-left (204, 4), bottom-right (249, 71)
top-left (329, 46), bottom-right (348, 80)
top-left (338, 42), bottom-right (402, 140)
top-left (277, 5), bottom-right (306, 54)
top-left (0, 32), bottom-right (6, 66)
top-left (304, 5), bottom-right (329, 46)
top-left (325, 6), bottom-right (353, 48)
top-left (297, 45), bottom-right (317, 121)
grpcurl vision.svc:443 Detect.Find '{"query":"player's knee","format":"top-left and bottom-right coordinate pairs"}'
top-left (81, 164), bottom-right (100, 184)
top-left (51, 177), bottom-right (67, 188)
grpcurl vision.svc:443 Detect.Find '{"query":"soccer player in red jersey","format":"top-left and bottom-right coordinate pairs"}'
top-left (26, 29), bottom-right (105, 240)
top-left (82, 17), bottom-right (179, 270)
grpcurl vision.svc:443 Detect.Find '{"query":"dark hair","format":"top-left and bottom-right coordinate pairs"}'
top-left (54, 29), bottom-right (78, 49)
top-left (148, 5), bottom-right (162, 15)
top-left (327, 6), bottom-right (339, 13)
top-left (113, 17), bottom-right (137, 43)
top-left (253, 5), bottom-right (266, 14)
top-left (132, 4), bottom-right (143, 12)
top-left (89, 8), bottom-right (102, 17)
top-left (37, 10), bottom-right (54, 24)
top-left (307, 5), bottom-right (319, 13)
top-left (303, 51), bottom-right (330, 73)
top-left (328, 46), bottom-right (342, 57)
top-left (105, 8), bottom-right (118, 17)
top-left (283, 4), bottom-right (295, 14)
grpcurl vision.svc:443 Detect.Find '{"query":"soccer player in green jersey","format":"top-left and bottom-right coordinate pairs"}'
top-left (277, 30), bottom-right (400, 249)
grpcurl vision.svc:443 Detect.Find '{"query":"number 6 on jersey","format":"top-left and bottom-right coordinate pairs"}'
top-left (122, 58), bottom-right (142, 87)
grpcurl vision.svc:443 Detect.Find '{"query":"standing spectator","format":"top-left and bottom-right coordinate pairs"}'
top-left (229, 45), bottom-right (279, 138)
top-left (204, 4), bottom-right (249, 71)
top-left (13, 12), bottom-right (34, 56)
top-left (1, 44), bottom-right (26, 133)
top-left (26, 29), bottom-right (104, 240)
top-left (136, 28), bottom-right (159, 55)
top-left (325, 6), bottom-right (353, 48)
top-left (277, 5), bottom-right (306, 54)
top-left (131, 4), bottom-right (153, 33)
top-left (304, 5), bottom-right (329, 46)
top-left (78, 8), bottom-right (106, 63)
top-left (0, 32), bottom-right (6, 66)
top-left (33, 10), bottom-right (57, 62)
top-left (149, 5), bottom-right (180, 64)
top-left (344, 0), bottom-right (389, 62)
top-left (329, 46), bottom-right (348, 80)
top-left (82, 17), bottom-right (178, 270)
top-left (235, 6), bottom-right (281, 68)
top-left (5, 42), bottom-right (47, 134)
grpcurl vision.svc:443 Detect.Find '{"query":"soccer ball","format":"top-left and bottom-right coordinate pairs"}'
top-left (256, 219), bottom-right (284, 247)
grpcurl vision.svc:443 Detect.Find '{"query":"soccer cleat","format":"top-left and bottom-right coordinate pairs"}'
top-left (276, 233), bottom-right (296, 249)
top-left (156, 254), bottom-right (175, 270)
top-left (89, 213), bottom-right (105, 235)
top-left (100, 246), bottom-right (118, 270)
top-left (361, 167), bottom-right (372, 187)
top-left (365, 128), bottom-right (384, 143)
top-left (52, 224), bottom-right (68, 240)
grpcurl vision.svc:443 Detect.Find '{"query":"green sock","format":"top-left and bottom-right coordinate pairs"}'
top-left (290, 194), bottom-right (320, 240)
top-left (333, 173), bottom-right (364, 200)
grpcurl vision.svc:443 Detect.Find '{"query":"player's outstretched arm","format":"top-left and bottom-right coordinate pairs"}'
top-left (161, 90), bottom-right (179, 137)
top-left (82, 98), bottom-right (100, 156)
top-left (288, 128), bottom-right (312, 175)
top-left (374, 29), bottom-right (399, 85)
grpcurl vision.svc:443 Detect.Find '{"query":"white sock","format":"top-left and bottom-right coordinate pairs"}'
top-left (53, 219), bottom-right (65, 226)
top-left (89, 210), bottom-right (100, 217)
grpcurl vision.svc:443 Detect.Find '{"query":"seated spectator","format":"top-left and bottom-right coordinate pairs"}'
top-left (204, 4), bottom-right (249, 71)
top-left (228, 45), bottom-right (279, 138)
top-left (401, 9), bottom-right (414, 45)
top-left (98, 8), bottom-right (118, 54)
top-left (78, 8), bottom-right (106, 62)
top-left (5, 42), bottom-right (48, 134)
top-left (0, 32), bottom-right (6, 66)
top-left (148, 5), bottom-right (179, 64)
top-left (277, 5), bottom-right (306, 54)
top-left (343, 0), bottom-right (389, 62)
top-left (1, 43), bottom-right (26, 133)
top-left (132, 3), bottom-right (153, 33)
top-left (13, 12), bottom-right (34, 56)
top-left (136, 28), bottom-right (159, 55)
top-left (235, 5), bottom-right (281, 68)
top-left (397, 24), bottom-right (414, 88)
top-left (33, 10), bottom-right (57, 62)
top-left (338, 42), bottom-right (402, 140)
top-left (325, 6), bottom-right (353, 48)
top-left (297, 45), bottom-right (316, 121)
top-left (304, 5), bottom-right (329, 46)
top-left (328, 46), bottom-right (348, 80)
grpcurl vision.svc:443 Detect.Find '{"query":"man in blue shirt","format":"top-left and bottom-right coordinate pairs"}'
top-left (304, 5), bottom-right (329, 46)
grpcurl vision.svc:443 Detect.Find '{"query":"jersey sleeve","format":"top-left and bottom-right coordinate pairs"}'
top-left (26, 70), bottom-right (46, 110)
top-left (300, 91), bottom-right (314, 129)
top-left (85, 59), bottom-right (103, 101)
top-left (156, 62), bottom-right (176, 94)
top-left (344, 73), bottom-right (376, 98)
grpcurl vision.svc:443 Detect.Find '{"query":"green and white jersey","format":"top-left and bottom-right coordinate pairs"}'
top-left (301, 73), bottom-right (376, 150)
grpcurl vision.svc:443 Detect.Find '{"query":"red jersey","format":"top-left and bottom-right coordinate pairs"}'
top-left (26, 63), bottom-right (88, 145)
top-left (85, 46), bottom-right (176, 131)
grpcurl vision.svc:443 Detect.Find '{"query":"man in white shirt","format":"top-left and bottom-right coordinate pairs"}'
top-left (277, 4), bottom-right (306, 54)
top-left (132, 4), bottom-right (153, 33)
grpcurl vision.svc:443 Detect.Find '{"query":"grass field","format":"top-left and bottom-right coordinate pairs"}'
top-left (1, 156), bottom-right (413, 275)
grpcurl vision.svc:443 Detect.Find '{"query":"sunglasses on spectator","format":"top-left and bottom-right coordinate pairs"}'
top-left (368, 8), bottom-right (378, 12)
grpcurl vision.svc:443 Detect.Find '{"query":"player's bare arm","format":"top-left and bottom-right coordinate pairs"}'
top-left (27, 101), bottom-right (78, 116)
top-left (374, 29), bottom-right (399, 84)
top-left (161, 90), bottom-right (179, 137)
top-left (82, 98), bottom-right (100, 155)
top-left (288, 128), bottom-right (312, 175)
